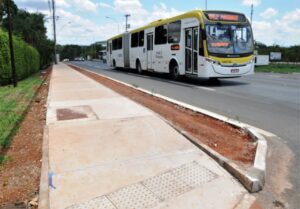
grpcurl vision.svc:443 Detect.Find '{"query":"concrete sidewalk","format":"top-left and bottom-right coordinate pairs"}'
top-left (40, 63), bottom-right (254, 209)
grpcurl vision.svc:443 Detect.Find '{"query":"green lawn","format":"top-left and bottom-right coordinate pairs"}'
top-left (255, 64), bottom-right (300, 74)
top-left (0, 74), bottom-right (43, 149)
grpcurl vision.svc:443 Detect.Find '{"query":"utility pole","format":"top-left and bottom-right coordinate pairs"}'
top-left (125, 14), bottom-right (130, 32)
top-left (52, 0), bottom-right (57, 64)
top-left (6, 0), bottom-right (17, 87)
top-left (205, 0), bottom-right (207, 10)
top-left (250, 4), bottom-right (253, 24)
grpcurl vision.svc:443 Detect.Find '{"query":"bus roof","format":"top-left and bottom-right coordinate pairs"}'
top-left (108, 10), bottom-right (204, 40)
top-left (108, 10), bottom-right (248, 40)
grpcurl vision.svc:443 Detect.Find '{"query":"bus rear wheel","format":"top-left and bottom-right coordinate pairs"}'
top-left (171, 64), bottom-right (181, 80)
top-left (136, 61), bottom-right (143, 74)
top-left (113, 60), bottom-right (116, 68)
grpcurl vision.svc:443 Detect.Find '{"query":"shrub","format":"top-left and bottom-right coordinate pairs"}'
top-left (0, 29), bottom-right (40, 85)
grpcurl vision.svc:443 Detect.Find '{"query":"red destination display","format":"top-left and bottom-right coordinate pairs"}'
top-left (205, 12), bottom-right (245, 22)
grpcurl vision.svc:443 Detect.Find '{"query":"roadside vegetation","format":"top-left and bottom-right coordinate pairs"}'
top-left (0, 29), bottom-right (40, 85)
top-left (255, 42), bottom-right (300, 62)
top-left (58, 43), bottom-right (106, 61)
top-left (255, 64), bottom-right (300, 74)
top-left (0, 74), bottom-right (43, 152)
top-left (0, 0), bottom-right (54, 85)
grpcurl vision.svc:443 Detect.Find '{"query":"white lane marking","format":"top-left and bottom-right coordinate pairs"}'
top-left (125, 72), bottom-right (216, 92)
top-left (167, 80), bottom-right (216, 92)
top-left (195, 86), bottom-right (216, 91)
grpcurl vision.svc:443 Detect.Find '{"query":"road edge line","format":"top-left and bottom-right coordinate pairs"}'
top-left (68, 63), bottom-right (268, 193)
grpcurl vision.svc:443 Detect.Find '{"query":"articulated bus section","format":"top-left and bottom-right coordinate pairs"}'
top-left (106, 10), bottom-right (255, 79)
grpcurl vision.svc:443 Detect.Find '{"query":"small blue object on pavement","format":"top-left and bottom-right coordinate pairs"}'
top-left (48, 171), bottom-right (56, 189)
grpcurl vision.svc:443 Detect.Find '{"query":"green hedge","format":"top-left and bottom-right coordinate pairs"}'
top-left (0, 29), bottom-right (40, 85)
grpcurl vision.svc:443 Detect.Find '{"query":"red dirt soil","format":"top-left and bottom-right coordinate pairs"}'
top-left (0, 69), bottom-right (51, 208)
top-left (69, 64), bottom-right (256, 167)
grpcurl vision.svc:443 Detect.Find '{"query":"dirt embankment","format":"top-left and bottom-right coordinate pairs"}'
top-left (69, 65), bottom-right (256, 167)
top-left (0, 69), bottom-right (51, 208)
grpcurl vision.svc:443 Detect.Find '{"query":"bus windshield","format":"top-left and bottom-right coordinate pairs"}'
top-left (205, 24), bottom-right (253, 56)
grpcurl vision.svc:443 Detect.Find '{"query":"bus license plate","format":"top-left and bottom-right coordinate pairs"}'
top-left (231, 69), bottom-right (239, 73)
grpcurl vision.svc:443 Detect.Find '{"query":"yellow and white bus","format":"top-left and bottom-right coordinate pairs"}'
top-left (106, 10), bottom-right (255, 79)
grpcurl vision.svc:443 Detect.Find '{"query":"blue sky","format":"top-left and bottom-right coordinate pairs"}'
top-left (15, 0), bottom-right (300, 46)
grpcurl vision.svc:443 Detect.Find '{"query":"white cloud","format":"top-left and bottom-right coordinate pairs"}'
top-left (56, 0), bottom-right (70, 8)
top-left (282, 8), bottom-right (300, 22)
top-left (114, 0), bottom-right (148, 16)
top-left (148, 3), bottom-right (181, 23)
top-left (260, 8), bottom-right (278, 19)
top-left (242, 0), bottom-right (261, 7)
top-left (73, 0), bottom-right (98, 12)
top-left (112, 0), bottom-right (180, 30)
top-left (253, 9), bottom-right (300, 46)
top-left (98, 2), bottom-right (112, 8)
top-left (50, 8), bottom-right (120, 45)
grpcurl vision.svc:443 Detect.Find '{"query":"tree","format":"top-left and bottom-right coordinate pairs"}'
top-left (1, 3), bottom-right (53, 67)
top-left (60, 45), bottom-right (82, 60)
top-left (0, 0), bottom-right (17, 25)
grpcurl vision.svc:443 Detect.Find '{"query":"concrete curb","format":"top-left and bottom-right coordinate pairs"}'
top-left (68, 64), bottom-right (268, 193)
top-left (38, 126), bottom-right (50, 209)
top-left (39, 69), bottom-right (53, 209)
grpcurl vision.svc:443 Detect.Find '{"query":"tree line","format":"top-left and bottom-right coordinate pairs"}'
top-left (0, 0), bottom-right (54, 68)
top-left (255, 42), bottom-right (300, 62)
top-left (58, 42), bottom-right (106, 61)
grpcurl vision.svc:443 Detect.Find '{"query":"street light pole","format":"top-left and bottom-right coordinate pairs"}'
top-left (6, 0), bottom-right (17, 87)
top-left (125, 14), bottom-right (130, 32)
top-left (205, 0), bottom-right (207, 10)
top-left (250, 4), bottom-right (254, 24)
top-left (52, 0), bottom-right (57, 64)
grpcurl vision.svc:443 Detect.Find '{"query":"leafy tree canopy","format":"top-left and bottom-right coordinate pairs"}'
top-left (1, 0), bottom-right (54, 67)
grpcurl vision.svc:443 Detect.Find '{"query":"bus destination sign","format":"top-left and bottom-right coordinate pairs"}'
top-left (204, 12), bottom-right (246, 22)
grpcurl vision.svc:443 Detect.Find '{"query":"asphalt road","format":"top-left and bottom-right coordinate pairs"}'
top-left (70, 60), bottom-right (300, 207)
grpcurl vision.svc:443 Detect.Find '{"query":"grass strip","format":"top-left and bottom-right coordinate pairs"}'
top-left (0, 74), bottom-right (43, 150)
top-left (255, 64), bottom-right (300, 74)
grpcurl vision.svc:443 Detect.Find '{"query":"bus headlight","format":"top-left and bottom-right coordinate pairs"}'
top-left (205, 57), bottom-right (221, 65)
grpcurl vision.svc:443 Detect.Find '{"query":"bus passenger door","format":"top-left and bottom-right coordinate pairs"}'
top-left (185, 27), bottom-right (198, 74)
top-left (109, 43), bottom-right (112, 66)
top-left (147, 33), bottom-right (153, 70)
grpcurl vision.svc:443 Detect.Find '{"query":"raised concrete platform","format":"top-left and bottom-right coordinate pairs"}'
top-left (40, 63), bottom-right (252, 209)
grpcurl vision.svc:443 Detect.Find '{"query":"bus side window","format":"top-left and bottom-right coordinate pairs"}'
top-left (168, 21), bottom-right (181, 43)
top-left (131, 33), bottom-right (139, 48)
top-left (155, 25), bottom-right (167, 45)
top-left (118, 37), bottom-right (122, 50)
top-left (199, 27), bottom-right (204, 56)
top-left (139, 31), bottom-right (144, 47)
top-left (112, 39), bottom-right (117, 50)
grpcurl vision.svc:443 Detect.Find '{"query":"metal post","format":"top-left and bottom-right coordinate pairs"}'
top-left (6, 0), bottom-right (17, 87)
top-left (250, 4), bottom-right (253, 24)
top-left (205, 0), bottom-right (207, 10)
top-left (125, 14), bottom-right (130, 32)
top-left (52, 0), bottom-right (57, 64)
